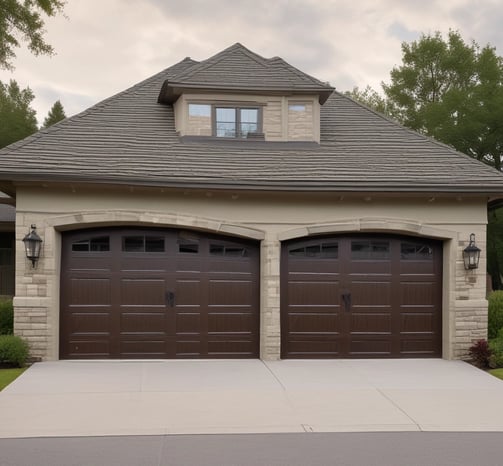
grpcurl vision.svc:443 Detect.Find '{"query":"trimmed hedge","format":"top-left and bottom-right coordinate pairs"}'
top-left (488, 291), bottom-right (503, 339)
top-left (0, 335), bottom-right (29, 367)
top-left (0, 299), bottom-right (13, 335)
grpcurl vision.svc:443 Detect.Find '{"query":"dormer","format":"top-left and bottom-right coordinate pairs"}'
top-left (157, 43), bottom-right (334, 143)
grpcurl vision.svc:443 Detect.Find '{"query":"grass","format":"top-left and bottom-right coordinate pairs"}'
top-left (0, 367), bottom-right (27, 391)
top-left (489, 368), bottom-right (503, 380)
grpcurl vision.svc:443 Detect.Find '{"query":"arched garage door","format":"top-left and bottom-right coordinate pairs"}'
top-left (281, 234), bottom-right (442, 358)
top-left (60, 227), bottom-right (259, 359)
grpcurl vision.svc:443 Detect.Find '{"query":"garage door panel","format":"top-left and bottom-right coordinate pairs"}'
top-left (350, 281), bottom-right (391, 306)
top-left (400, 282), bottom-right (435, 305)
top-left (350, 312), bottom-right (391, 334)
top-left (400, 261), bottom-right (436, 275)
top-left (120, 339), bottom-right (167, 357)
top-left (400, 312), bottom-right (435, 333)
top-left (120, 312), bottom-right (166, 334)
top-left (288, 312), bottom-right (340, 334)
top-left (207, 339), bottom-right (259, 357)
top-left (286, 339), bottom-right (341, 357)
top-left (61, 228), bottom-right (259, 359)
top-left (176, 312), bottom-right (201, 334)
top-left (208, 279), bottom-right (253, 306)
top-left (66, 339), bottom-right (110, 358)
top-left (120, 279), bottom-right (166, 306)
top-left (208, 312), bottom-right (253, 334)
top-left (288, 281), bottom-right (340, 306)
top-left (70, 278), bottom-right (111, 306)
top-left (349, 338), bottom-right (392, 356)
top-left (175, 280), bottom-right (202, 306)
top-left (401, 339), bottom-right (438, 355)
top-left (69, 312), bottom-right (111, 335)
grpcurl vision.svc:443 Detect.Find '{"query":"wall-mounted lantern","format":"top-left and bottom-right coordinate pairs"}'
top-left (463, 233), bottom-right (481, 270)
top-left (22, 224), bottom-right (42, 267)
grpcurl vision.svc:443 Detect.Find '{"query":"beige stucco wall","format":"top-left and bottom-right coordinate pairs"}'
top-left (174, 93), bottom-right (319, 142)
top-left (13, 185), bottom-right (489, 361)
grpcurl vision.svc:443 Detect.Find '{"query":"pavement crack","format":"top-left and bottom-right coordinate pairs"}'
top-left (261, 361), bottom-right (287, 391)
top-left (376, 388), bottom-right (423, 431)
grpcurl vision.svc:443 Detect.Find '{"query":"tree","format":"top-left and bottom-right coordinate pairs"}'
top-left (42, 99), bottom-right (65, 128)
top-left (344, 86), bottom-right (390, 115)
top-left (0, 0), bottom-right (66, 70)
top-left (382, 30), bottom-right (503, 170)
top-left (0, 79), bottom-right (38, 148)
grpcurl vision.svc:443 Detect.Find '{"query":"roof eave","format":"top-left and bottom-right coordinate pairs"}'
top-left (158, 81), bottom-right (335, 104)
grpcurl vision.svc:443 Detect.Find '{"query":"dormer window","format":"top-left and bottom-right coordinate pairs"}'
top-left (187, 103), bottom-right (262, 139)
top-left (215, 107), bottom-right (260, 138)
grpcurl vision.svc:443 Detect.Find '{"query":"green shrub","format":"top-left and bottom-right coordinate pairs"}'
top-left (0, 299), bottom-right (13, 335)
top-left (489, 329), bottom-right (503, 369)
top-left (488, 291), bottom-right (503, 339)
top-left (0, 335), bottom-right (29, 367)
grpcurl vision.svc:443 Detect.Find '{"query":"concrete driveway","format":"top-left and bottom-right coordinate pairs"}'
top-left (1, 359), bottom-right (503, 438)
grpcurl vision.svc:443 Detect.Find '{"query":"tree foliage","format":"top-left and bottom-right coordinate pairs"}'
top-left (0, 0), bottom-right (66, 70)
top-left (382, 30), bottom-right (503, 170)
top-left (344, 86), bottom-right (389, 115)
top-left (0, 79), bottom-right (38, 148)
top-left (42, 98), bottom-right (65, 128)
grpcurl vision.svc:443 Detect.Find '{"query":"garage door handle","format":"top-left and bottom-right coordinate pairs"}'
top-left (342, 292), bottom-right (351, 312)
top-left (166, 291), bottom-right (175, 307)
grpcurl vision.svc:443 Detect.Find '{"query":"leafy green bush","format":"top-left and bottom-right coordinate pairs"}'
top-left (488, 291), bottom-right (503, 339)
top-left (0, 335), bottom-right (29, 367)
top-left (489, 329), bottom-right (503, 369)
top-left (0, 299), bottom-right (13, 335)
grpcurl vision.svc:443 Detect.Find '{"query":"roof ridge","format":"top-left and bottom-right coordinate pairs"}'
top-left (171, 43), bottom-right (268, 83)
top-left (0, 57), bottom-right (196, 155)
top-left (268, 56), bottom-right (332, 88)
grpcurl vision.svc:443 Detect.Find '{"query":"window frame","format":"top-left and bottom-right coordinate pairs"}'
top-left (187, 101), bottom-right (264, 139)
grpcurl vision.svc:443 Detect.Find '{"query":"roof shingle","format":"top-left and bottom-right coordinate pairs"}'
top-left (0, 44), bottom-right (502, 195)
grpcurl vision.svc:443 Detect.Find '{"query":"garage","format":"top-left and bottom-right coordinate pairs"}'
top-left (60, 227), bottom-right (260, 359)
top-left (281, 234), bottom-right (442, 358)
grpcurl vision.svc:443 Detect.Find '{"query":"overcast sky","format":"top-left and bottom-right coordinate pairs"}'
top-left (1, 0), bottom-right (503, 125)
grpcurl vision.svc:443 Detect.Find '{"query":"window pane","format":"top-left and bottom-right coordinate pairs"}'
top-left (225, 247), bottom-right (248, 257)
top-left (289, 104), bottom-right (306, 112)
top-left (179, 242), bottom-right (199, 254)
top-left (90, 236), bottom-right (110, 252)
top-left (401, 242), bottom-right (433, 260)
top-left (145, 236), bottom-right (165, 252)
top-left (289, 247), bottom-right (305, 257)
top-left (188, 104), bottom-right (211, 117)
top-left (72, 240), bottom-right (89, 252)
top-left (306, 245), bottom-right (321, 257)
top-left (216, 108), bottom-right (236, 122)
top-left (210, 244), bottom-right (225, 255)
top-left (240, 109), bottom-right (258, 123)
top-left (123, 236), bottom-right (144, 252)
top-left (239, 122), bottom-right (258, 138)
top-left (321, 243), bottom-right (338, 258)
top-left (352, 240), bottom-right (389, 260)
top-left (216, 122), bottom-right (236, 137)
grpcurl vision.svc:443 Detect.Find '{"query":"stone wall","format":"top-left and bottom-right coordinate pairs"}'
top-left (13, 186), bottom-right (489, 361)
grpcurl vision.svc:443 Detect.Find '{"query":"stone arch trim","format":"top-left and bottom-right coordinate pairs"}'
top-left (45, 210), bottom-right (265, 240)
top-left (278, 217), bottom-right (458, 242)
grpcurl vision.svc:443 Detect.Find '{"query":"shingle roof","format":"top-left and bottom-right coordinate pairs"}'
top-left (158, 43), bottom-right (334, 104)
top-left (0, 44), bottom-right (503, 196)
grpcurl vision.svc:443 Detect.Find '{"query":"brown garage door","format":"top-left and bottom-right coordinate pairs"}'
top-left (281, 234), bottom-right (442, 358)
top-left (60, 227), bottom-right (259, 359)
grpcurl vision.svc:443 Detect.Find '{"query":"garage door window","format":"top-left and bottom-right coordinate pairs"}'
top-left (210, 244), bottom-right (248, 257)
top-left (179, 241), bottom-right (199, 254)
top-left (71, 236), bottom-right (110, 252)
top-left (351, 240), bottom-right (389, 260)
top-left (122, 235), bottom-right (165, 252)
top-left (401, 242), bottom-right (433, 260)
top-left (289, 242), bottom-right (338, 258)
